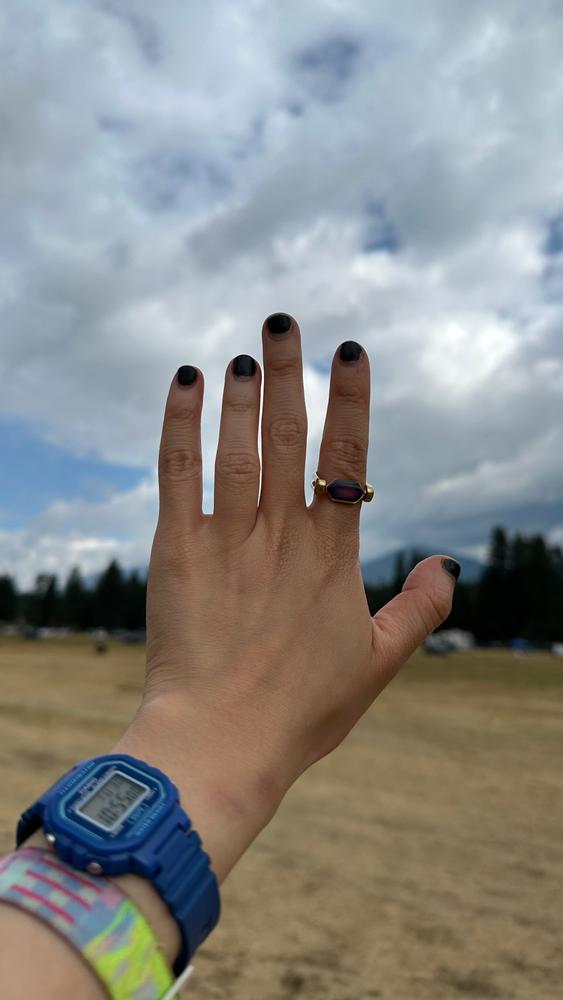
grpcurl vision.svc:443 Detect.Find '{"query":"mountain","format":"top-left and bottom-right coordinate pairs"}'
top-left (361, 548), bottom-right (484, 586)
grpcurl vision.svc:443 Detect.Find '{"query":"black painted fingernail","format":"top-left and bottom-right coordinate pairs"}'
top-left (233, 354), bottom-right (256, 377)
top-left (339, 341), bottom-right (363, 362)
top-left (266, 313), bottom-right (292, 334)
top-left (177, 365), bottom-right (198, 386)
top-left (442, 558), bottom-right (461, 581)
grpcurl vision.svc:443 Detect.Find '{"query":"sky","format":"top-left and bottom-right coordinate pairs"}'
top-left (1, 0), bottom-right (562, 589)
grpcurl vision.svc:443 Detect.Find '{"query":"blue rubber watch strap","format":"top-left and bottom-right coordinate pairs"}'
top-left (143, 810), bottom-right (220, 976)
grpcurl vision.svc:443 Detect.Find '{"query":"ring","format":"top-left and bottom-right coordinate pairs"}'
top-left (312, 473), bottom-right (375, 504)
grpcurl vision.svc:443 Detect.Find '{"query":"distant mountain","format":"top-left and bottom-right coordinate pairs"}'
top-left (361, 548), bottom-right (484, 586)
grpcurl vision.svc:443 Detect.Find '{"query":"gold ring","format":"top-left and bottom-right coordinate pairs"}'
top-left (312, 473), bottom-right (375, 505)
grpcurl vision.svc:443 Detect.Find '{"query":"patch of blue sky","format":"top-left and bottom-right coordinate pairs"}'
top-left (0, 416), bottom-right (148, 530)
top-left (98, 114), bottom-right (135, 135)
top-left (96, 1), bottom-right (163, 64)
top-left (310, 357), bottom-right (333, 376)
top-left (544, 215), bottom-right (563, 256)
top-left (541, 258), bottom-right (563, 301)
top-left (134, 150), bottom-right (231, 213)
top-left (294, 35), bottom-right (361, 101)
top-left (232, 114), bottom-right (267, 163)
top-left (363, 201), bottom-right (400, 254)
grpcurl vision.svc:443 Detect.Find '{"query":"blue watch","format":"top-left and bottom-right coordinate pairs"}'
top-left (16, 753), bottom-right (221, 976)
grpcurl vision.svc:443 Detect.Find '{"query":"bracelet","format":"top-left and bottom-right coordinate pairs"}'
top-left (0, 846), bottom-right (188, 999)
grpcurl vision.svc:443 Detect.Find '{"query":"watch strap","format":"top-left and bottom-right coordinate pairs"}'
top-left (144, 809), bottom-right (220, 975)
top-left (0, 846), bottom-right (175, 999)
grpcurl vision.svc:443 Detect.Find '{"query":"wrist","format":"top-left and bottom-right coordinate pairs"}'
top-left (112, 693), bottom-right (284, 882)
top-left (20, 825), bottom-right (183, 970)
top-left (18, 693), bottom-right (283, 975)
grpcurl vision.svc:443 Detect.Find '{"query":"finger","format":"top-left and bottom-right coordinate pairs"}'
top-left (213, 355), bottom-right (262, 541)
top-left (157, 365), bottom-right (204, 524)
top-left (371, 556), bottom-right (460, 683)
top-left (311, 341), bottom-right (371, 545)
top-left (259, 312), bottom-right (308, 516)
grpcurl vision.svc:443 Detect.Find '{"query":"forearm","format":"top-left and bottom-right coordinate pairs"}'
top-left (0, 697), bottom-right (279, 1000)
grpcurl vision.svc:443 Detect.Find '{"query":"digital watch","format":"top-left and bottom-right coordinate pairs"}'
top-left (16, 753), bottom-right (220, 976)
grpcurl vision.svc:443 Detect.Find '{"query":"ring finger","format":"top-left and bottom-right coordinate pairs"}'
top-left (312, 341), bottom-right (371, 546)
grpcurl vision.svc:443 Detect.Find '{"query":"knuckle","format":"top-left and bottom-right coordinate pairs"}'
top-left (217, 451), bottom-right (260, 484)
top-left (323, 434), bottom-right (366, 469)
top-left (156, 543), bottom-right (192, 581)
top-left (157, 542), bottom-right (188, 578)
top-left (151, 527), bottom-right (190, 577)
top-left (267, 356), bottom-right (300, 378)
top-left (267, 521), bottom-right (299, 573)
top-left (268, 414), bottom-right (307, 452)
top-left (159, 447), bottom-right (201, 483)
top-left (225, 396), bottom-right (255, 416)
top-left (165, 404), bottom-right (197, 427)
top-left (333, 381), bottom-right (367, 406)
top-left (315, 528), bottom-right (358, 572)
top-left (420, 588), bottom-right (452, 632)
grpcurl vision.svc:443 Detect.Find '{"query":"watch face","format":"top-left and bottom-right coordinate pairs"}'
top-left (75, 770), bottom-right (150, 832)
top-left (49, 755), bottom-right (172, 853)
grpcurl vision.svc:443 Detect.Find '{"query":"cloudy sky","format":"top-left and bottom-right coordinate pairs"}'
top-left (1, 0), bottom-right (562, 588)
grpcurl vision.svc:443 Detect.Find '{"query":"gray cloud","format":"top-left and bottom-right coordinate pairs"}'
top-left (0, 0), bottom-right (562, 587)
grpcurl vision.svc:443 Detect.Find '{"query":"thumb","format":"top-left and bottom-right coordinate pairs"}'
top-left (371, 555), bottom-right (460, 684)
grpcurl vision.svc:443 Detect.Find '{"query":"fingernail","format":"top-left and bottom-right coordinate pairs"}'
top-left (442, 558), bottom-right (461, 581)
top-left (177, 365), bottom-right (198, 386)
top-left (339, 341), bottom-right (363, 362)
top-left (266, 313), bottom-right (292, 334)
top-left (232, 354), bottom-right (256, 377)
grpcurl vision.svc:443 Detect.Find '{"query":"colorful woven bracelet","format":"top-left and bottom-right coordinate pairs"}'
top-left (0, 846), bottom-right (178, 999)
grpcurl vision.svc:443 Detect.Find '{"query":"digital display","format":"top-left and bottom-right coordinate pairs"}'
top-left (76, 771), bottom-right (148, 831)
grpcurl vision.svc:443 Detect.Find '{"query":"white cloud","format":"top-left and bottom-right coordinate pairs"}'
top-left (0, 477), bottom-right (158, 588)
top-left (0, 0), bottom-right (562, 585)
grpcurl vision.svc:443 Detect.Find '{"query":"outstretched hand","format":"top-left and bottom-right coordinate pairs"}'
top-left (117, 313), bottom-right (459, 880)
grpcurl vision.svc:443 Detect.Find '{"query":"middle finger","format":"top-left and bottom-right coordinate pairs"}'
top-left (259, 312), bottom-right (308, 518)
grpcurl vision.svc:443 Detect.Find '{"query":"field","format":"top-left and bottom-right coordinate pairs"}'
top-left (0, 637), bottom-right (562, 999)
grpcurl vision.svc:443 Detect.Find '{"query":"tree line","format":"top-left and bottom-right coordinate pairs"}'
top-left (0, 526), bottom-right (561, 642)
top-left (0, 561), bottom-right (146, 632)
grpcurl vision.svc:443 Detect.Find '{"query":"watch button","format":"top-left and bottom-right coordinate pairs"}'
top-left (86, 861), bottom-right (104, 875)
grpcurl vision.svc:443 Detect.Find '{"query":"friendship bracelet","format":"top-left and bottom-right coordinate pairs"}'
top-left (0, 846), bottom-right (189, 999)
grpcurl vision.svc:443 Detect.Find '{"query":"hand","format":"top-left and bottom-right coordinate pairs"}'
top-left (116, 313), bottom-right (459, 882)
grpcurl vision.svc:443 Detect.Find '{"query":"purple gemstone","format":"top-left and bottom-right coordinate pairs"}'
top-left (326, 479), bottom-right (364, 503)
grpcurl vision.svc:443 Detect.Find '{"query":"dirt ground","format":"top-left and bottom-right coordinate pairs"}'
top-left (0, 637), bottom-right (561, 999)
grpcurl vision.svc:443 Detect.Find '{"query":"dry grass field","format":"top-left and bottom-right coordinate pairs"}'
top-left (0, 636), bottom-right (562, 999)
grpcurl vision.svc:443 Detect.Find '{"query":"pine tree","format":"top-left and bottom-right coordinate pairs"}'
top-left (475, 527), bottom-right (510, 641)
top-left (391, 552), bottom-right (406, 596)
top-left (0, 575), bottom-right (18, 622)
top-left (123, 570), bottom-right (147, 630)
top-left (95, 560), bottom-right (125, 630)
top-left (63, 567), bottom-right (88, 629)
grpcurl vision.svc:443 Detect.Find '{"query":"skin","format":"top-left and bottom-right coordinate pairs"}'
top-left (1, 314), bottom-right (458, 996)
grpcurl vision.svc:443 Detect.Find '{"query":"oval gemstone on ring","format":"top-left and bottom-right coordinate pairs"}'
top-left (326, 479), bottom-right (364, 503)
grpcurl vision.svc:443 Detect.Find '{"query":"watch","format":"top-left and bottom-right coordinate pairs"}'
top-left (16, 753), bottom-right (221, 976)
